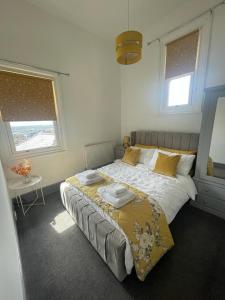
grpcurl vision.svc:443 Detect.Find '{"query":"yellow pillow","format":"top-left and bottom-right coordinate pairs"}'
top-left (135, 144), bottom-right (158, 149)
top-left (122, 147), bottom-right (141, 166)
top-left (159, 147), bottom-right (197, 155)
top-left (207, 157), bottom-right (214, 176)
top-left (154, 152), bottom-right (181, 177)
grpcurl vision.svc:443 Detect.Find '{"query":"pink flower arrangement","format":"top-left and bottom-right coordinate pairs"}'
top-left (11, 159), bottom-right (32, 177)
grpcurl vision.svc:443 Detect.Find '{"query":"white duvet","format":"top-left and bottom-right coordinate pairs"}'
top-left (99, 160), bottom-right (197, 224)
top-left (61, 160), bottom-right (197, 274)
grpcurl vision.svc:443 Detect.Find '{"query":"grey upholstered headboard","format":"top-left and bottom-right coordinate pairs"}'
top-left (131, 131), bottom-right (199, 152)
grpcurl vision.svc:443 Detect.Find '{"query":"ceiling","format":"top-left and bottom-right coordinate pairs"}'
top-left (26, 0), bottom-right (187, 40)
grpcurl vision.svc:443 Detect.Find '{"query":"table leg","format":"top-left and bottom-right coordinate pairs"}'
top-left (17, 185), bottom-right (45, 216)
top-left (40, 187), bottom-right (45, 205)
top-left (35, 187), bottom-right (39, 199)
top-left (16, 196), bottom-right (20, 206)
top-left (19, 195), bottom-right (26, 215)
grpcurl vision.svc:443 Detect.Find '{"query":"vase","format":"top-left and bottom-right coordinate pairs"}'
top-left (23, 175), bottom-right (31, 184)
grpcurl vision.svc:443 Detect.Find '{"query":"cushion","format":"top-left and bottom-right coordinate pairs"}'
top-left (150, 149), bottom-right (196, 176)
top-left (207, 157), bottom-right (214, 176)
top-left (159, 147), bottom-right (197, 155)
top-left (122, 147), bottom-right (140, 166)
top-left (135, 144), bottom-right (158, 149)
top-left (131, 146), bottom-right (156, 165)
top-left (153, 152), bottom-right (181, 177)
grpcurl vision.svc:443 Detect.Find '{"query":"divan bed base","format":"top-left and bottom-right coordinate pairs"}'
top-left (60, 182), bottom-right (128, 281)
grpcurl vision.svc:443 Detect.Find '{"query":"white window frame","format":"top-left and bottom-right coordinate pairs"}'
top-left (0, 63), bottom-right (66, 159)
top-left (160, 14), bottom-right (211, 114)
top-left (165, 72), bottom-right (194, 109)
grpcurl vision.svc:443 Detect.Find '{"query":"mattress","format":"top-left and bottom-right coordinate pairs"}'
top-left (61, 160), bottom-right (197, 278)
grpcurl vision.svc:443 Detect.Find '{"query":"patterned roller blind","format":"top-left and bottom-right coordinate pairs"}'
top-left (0, 70), bottom-right (57, 122)
top-left (165, 30), bottom-right (199, 79)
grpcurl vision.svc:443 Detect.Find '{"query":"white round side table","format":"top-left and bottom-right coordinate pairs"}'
top-left (8, 175), bottom-right (45, 216)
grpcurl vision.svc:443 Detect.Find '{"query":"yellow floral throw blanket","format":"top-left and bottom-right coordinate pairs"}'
top-left (66, 173), bottom-right (174, 281)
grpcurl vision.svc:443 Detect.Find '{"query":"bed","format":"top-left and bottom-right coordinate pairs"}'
top-left (60, 131), bottom-right (199, 281)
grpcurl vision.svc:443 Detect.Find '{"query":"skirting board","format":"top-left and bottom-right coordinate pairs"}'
top-left (12, 181), bottom-right (62, 205)
top-left (214, 162), bottom-right (225, 169)
top-left (190, 200), bottom-right (225, 220)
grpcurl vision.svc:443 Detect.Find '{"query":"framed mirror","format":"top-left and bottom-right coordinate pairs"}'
top-left (209, 97), bottom-right (225, 179)
top-left (195, 85), bottom-right (225, 185)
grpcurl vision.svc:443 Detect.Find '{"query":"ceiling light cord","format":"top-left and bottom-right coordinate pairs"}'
top-left (128, 0), bottom-right (130, 30)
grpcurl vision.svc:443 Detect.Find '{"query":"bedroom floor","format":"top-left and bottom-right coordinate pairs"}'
top-left (16, 191), bottom-right (225, 300)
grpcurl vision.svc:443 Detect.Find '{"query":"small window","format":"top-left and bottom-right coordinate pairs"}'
top-left (161, 29), bottom-right (201, 114)
top-left (0, 67), bottom-right (65, 158)
top-left (167, 74), bottom-right (192, 107)
top-left (9, 121), bottom-right (58, 152)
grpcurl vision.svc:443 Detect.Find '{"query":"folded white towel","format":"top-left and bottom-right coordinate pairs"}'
top-left (108, 183), bottom-right (127, 197)
top-left (76, 173), bottom-right (103, 185)
top-left (81, 170), bottom-right (97, 179)
top-left (98, 186), bottom-right (135, 208)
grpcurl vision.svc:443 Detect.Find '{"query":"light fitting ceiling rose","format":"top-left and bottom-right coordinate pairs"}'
top-left (115, 0), bottom-right (143, 65)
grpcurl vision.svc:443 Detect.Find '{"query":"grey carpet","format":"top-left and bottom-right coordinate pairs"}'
top-left (16, 192), bottom-right (225, 300)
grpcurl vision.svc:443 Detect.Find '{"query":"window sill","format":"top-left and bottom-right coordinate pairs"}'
top-left (9, 146), bottom-right (67, 160)
top-left (160, 104), bottom-right (202, 115)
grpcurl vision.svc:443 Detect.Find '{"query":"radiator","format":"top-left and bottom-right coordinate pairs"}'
top-left (84, 141), bottom-right (114, 169)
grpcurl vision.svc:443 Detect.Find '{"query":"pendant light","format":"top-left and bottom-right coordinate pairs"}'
top-left (115, 0), bottom-right (142, 65)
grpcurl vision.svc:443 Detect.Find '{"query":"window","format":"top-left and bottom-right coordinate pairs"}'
top-left (0, 66), bottom-right (65, 158)
top-left (9, 121), bottom-right (57, 152)
top-left (161, 30), bottom-right (199, 113)
top-left (160, 17), bottom-right (210, 114)
top-left (167, 73), bottom-right (192, 107)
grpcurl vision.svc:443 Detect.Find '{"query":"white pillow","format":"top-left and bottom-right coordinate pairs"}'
top-left (149, 149), bottom-right (196, 176)
top-left (149, 150), bottom-right (159, 170)
top-left (131, 147), bottom-right (156, 165)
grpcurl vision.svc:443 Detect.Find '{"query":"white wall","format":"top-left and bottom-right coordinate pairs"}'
top-left (121, 0), bottom-right (225, 137)
top-left (1, 0), bottom-right (225, 186)
top-left (0, 0), bottom-right (121, 187)
top-left (206, 6), bottom-right (225, 87)
top-left (210, 98), bottom-right (225, 164)
top-left (0, 160), bottom-right (25, 300)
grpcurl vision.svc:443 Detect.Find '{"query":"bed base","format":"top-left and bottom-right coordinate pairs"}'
top-left (60, 183), bottom-right (128, 281)
top-left (60, 131), bottom-right (199, 282)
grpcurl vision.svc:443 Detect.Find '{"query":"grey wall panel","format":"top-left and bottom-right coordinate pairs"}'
top-left (171, 133), bottom-right (181, 149)
top-left (164, 133), bottom-right (173, 148)
top-left (189, 134), bottom-right (199, 151)
top-left (158, 132), bottom-right (165, 147)
top-left (130, 131), bottom-right (199, 151)
top-left (151, 132), bottom-right (158, 145)
top-left (180, 134), bottom-right (191, 150)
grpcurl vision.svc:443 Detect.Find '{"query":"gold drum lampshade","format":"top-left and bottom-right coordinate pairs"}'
top-left (116, 31), bottom-right (142, 65)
